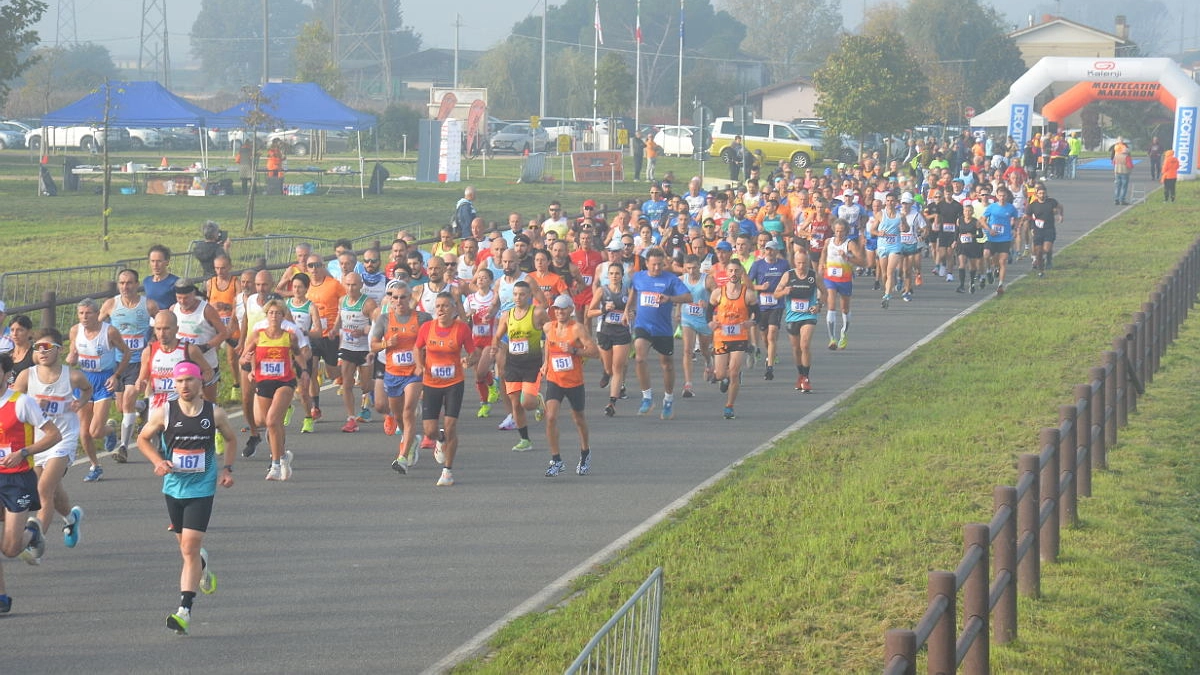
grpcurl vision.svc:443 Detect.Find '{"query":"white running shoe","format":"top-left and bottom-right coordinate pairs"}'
top-left (265, 464), bottom-right (282, 481)
top-left (279, 451), bottom-right (294, 480)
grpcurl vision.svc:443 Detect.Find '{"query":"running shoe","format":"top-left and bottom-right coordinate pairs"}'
top-left (391, 456), bottom-right (408, 474)
top-left (498, 414), bottom-right (517, 431)
top-left (114, 443), bottom-right (128, 463)
top-left (881, 294), bottom-right (890, 309)
top-left (534, 394), bottom-right (545, 422)
top-left (436, 468), bottom-right (454, 487)
top-left (409, 442), bottom-right (419, 468)
top-left (383, 414), bottom-right (398, 436)
top-left (986, 270), bottom-right (994, 285)
top-left (545, 460), bottom-right (564, 477)
top-left (419, 436), bottom-right (436, 450)
top-left (681, 384), bottom-right (694, 398)
top-left (512, 438), bottom-right (533, 452)
top-left (242, 434), bottom-right (261, 457)
top-left (795, 375), bottom-right (805, 391)
top-left (872, 279), bottom-right (881, 291)
top-left (599, 372), bottom-right (611, 389)
top-left (62, 506), bottom-right (84, 548)
top-left (764, 366), bottom-right (774, 381)
top-left (280, 451), bottom-right (294, 480)
top-left (603, 402), bottom-right (616, 417)
top-left (83, 465), bottom-right (103, 483)
top-left (20, 518), bottom-right (44, 565)
top-left (661, 398), bottom-right (674, 420)
top-left (956, 286), bottom-right (967, 293)
top-left (265, 464), bottom-right (282, 481)
top-left (476, 403), bottom-right (491, 418)
top-left (104, 419), bottom-right (118, 452)
top-left (1037, 270), bottom-right (1045, 278)
top-left (799, 376), bottom-right (812, 393)
top-left (577, 454), bottom-right (590, 475)
top-left (837, 335), bottom-right (848, 350)
top-left (915, 271), bottom-right (923, 286)
top-left (310, 406), bottom-right (323, 421)
top-left (902, 292), bottom-right (912, 302)
top-left (719, 378), bottom-right (730, 394)
top-left (341, 418), bottom-right (359, 433)
top-left (0, 595), bottom-right (10, 614)
top-left (970, 282), bottom-right (977, 294)
top-left (167, 606), bottom-right (191, 635)
top-left (300, 417), bottom-right (315, 433)
top-left (487, 382), bottom-right (500, 403)
top-left (283, 404), bottom-right (294, 427)
top-left (828, 340), bottom-right (837, 351)
top-left (723, 406), bottom-right (736, 419)
top-left (945, 273), bottom-right (954, 282)
top-left (433, 444), bottom-right (446, 466)
top-left (996, 284), bottom-right (1005, 296)
top-left (619, 385), bottom-right (628, 400)
top-left (638, 397), bottom-right (653, 415)
top-left (199, 548), bottom-right (217, 594)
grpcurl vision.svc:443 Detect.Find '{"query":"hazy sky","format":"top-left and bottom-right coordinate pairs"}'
top-left (32, 0), bottom-right (1199, 64)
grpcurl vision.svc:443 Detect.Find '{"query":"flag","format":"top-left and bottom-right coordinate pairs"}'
top-left (635, 13), bottom-right (643, 44)
top-left (594, 2), bottom-right (604, 45)
top-left (679, 1), bottom-right (685, 40)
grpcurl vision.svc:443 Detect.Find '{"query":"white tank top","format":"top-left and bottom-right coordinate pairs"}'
top-left (74, 322), bottom-right (116, 373)
top-left (339, 295), bottom-right (371, 352)
top-left (174, 300), bottom-right (218, 368)
top-left (149, 341), bottom-right (188, 409)
top-left (26, 366), bottom-right (80, 450)
top-left (463, 290), bottom-right (496, 338)
top-left (416, 282), bottom-right (444, 314)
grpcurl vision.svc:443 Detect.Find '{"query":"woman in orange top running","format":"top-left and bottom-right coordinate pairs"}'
top-left (414, 291), bottom-right (477, 487)
top-left (709, 260), bottom-right (756, 420)
top-left (540, 295), bottom-right (600, 477)
top-left (240, 300), bottom-right (304, 480)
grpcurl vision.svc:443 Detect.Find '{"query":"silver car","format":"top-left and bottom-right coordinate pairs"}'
top-left (489, 123), bottom-right (551, 154)
top-left (0, 122), bottom-right (26, 149)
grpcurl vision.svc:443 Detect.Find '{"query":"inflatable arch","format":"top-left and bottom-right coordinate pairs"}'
top-left (1007, 57), bottom-right (1200, 180)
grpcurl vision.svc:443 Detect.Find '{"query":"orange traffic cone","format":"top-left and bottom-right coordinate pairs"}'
top-left (160, 156), bottom-right (168, 167)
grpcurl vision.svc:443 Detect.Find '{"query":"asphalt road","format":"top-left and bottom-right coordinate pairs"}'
top-left (3, 169), bottom-right (1147, 674)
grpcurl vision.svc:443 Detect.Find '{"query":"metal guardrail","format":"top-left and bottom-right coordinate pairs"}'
top-left (565, 567), bottom-right (663, 675)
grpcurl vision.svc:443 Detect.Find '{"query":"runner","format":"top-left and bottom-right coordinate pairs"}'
top-left (143, 244), bottom-right (180, 310)
top-left (371, 282), bottom-right (430, 473)
top-left (678, 254), bottom-right (715, 397)
top-left (491, 250), bottom-right (546, 432)
top-left (775, 246), bottom-right (822, 392)
top-left (414, 292), bottom-right (478, 487)
top-left (983, 187), bottom-right (1020, 295)
top-left (870, 193), bottom-right (903, 308)
top-left (173, 280), bottom-right (230, 402)
top-left (461, 269), bottom-right (499, 418)
top-left (493, 281), bottom-right (548, 452)
top-left (709, 260), bottom-right (756, 419)
top-left (203, 256), bottom-right (241, 394)
top-left (0, 351), bottom-right (62, 606)
top-left (136, 361), bottom-right (236, 635)
top-left (236, 271), bottom-right (273, 456)
top-left (818, 219), bottom-right (863, 350)
top-left (587, 262), bottom-right (632, 417)
top-left (138, 311), bottom-right (211, 414)
top-left (954, 203), bottom-right (987, 294)
top-left (240, 299), bottom-right (305, 480)
top-left (13, 329), bottom-right (88, 554)
top-left (747, 240), bottom-right (789, 380)
top-left (334, 273), bottom-right (377, 432)
top-left (99, 269), bottom-right (159, 462)
top-left (304, 253), bottom-right (348, 398)
top-left (627, 248), bottom-right (693, 419)
top-left (541, 295), bottom-right (599, 477)
top-left (285, 274), bottom-right (322, 433)
top-left (66, 299), bottom-right (131, 483)
top-left (1025, 184), bottom-right (1063, 277)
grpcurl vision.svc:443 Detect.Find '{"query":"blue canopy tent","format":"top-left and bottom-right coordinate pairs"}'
top-left (210, 83), bottom-right (377, 197)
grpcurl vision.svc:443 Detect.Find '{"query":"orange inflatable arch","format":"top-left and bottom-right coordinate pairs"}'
top-left (1042, 81), bottom-right (1177, 127)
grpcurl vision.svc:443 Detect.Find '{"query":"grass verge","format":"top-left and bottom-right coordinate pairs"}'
top-left (450, 184), bottom-right (1200, 673)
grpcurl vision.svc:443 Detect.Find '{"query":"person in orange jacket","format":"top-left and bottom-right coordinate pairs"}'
top-left (1161, 149), bottom-right (1179, 203)
top-left (266, 139), bottom-right (284, 180)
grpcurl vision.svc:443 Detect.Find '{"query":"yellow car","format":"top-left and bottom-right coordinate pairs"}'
top-left (709, 117), bottom-right (823, 169)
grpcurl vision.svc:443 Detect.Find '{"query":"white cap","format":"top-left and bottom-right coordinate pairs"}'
top-left (552, 294), bottom-right (573, 310)
top-left (900, 193), bottom-right (914, 204)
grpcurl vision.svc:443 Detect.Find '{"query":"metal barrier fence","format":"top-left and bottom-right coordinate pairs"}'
top-left (881, 234), bottom-right (1199, 675)
top-left (565, 567), bottom-right (664, 675)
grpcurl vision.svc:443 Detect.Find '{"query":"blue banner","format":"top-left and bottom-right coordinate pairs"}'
top-left (1007, 103), bottom-right (1031, 152)
top-left (1175, 106), bottom-right (1196, 176)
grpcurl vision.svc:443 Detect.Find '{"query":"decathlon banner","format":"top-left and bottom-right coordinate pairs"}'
top-left (1176, 106), bottom-right (1196, 176)
top-left (1008, 103), bottom-right (1031, 150)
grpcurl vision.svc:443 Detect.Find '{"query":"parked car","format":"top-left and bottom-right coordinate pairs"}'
top-left (224, 129), bottom-right (270, 149)
top-left (0, 122), bottom-right (27, 149)
top-left (25, 126), bottom-right (129, 152)
top-left (266, 128), bottom-right (352, 156)
top-left (126, 128), bottom-right (163, 150)
top-left (160, 127), bottom-right (203, 150)
top-left (490, 123), bottom-right (551, 154)
top-left (708, 117), bottom-right (823, 169)
top-left (653, 125), bottom-right (700, 157)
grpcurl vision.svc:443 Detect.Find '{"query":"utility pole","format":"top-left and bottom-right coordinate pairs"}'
top-left (56, 0), bottom-right (78, 46)
top-left (453, 14), bottom-right (463, 88)
top-left (262, 0), bottom-right (270, 84)
top-left (540, 0), bottom-right (547, 118)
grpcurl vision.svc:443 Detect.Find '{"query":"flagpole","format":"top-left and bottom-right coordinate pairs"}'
top-left (635, 0), bottom-right (641, 135)
top-left (676, 0), bottom-right (684, 134)
top-left (593, 0), bottom-right (600, 127)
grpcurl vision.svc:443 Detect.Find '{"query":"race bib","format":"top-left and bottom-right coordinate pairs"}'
top-left (828, 266), bottom-right (845, 279)
top-left (790, 299), bottom-right (811, 313)
top-left (639, 292), bottom-right (661, 308)
top-left (582, 275), bottom-right (593, 285)
top-left (259, 360), bottom-right (285, 378)
top-left (722, 324), bottom-right (742, 337)
top-left (0, 444), bottom-right (12, 459)
top-left (391, 350), bottom-right (414, 366)
top-left (959, 233), bottom-right (973, 244)
top-left (431, 364), bottom-right (456, 380)
top-left (882, 235), bottom-right (898, 245)
top-left (758, 293), bottom-right (778, 307)
top-left (1033, 218), bottom-right (1045, 229)
top-left (171, 448), bottom-right (206, 474)
top-left (509, 339), bottom-right (529, 355)
top-left (685, 303), bottom-right (704, 316)
top-left (942, 223), bottom-right (955, 232)
top-left (551, 355), bottom-right (574, 372)
top-left (605, 312), bottom-right (624, 324)
top-left (123, 335), bottom-right (145, 351)
top-left (38, 397), bottom-right (67, 416)
top-left (79, 355), bottom-right (99, 371)
top-left (472, 323), bottom-right (492, 337)
top-left (220, 315), bottom-right (232, 326)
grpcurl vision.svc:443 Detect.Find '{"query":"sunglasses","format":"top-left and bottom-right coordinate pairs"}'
top-left (33, 343), bottom-right (61, 352)
top-left (306, 263), bottom-right (321, 268)
top-left (363, 258), bottom-right (380, 263)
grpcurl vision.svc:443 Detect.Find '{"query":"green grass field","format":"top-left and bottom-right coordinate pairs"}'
top-left (449, 181), bottom-right (1200, 673)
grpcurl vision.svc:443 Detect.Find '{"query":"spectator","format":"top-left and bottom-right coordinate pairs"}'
top-left (192, 220), bottom-right (230, 279)
top-left (453, 186), bottom-right (478, 239)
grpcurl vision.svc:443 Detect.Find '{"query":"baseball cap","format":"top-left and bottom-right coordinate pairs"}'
top-left (513, 234), bottom-right (532, 245)
top-left (716, 241), bottom-right (733, 251)
top-left (606, 238), bottom-right (623, 251)
top-left (583, 198), bottom-right (597, 208)
top-left (764, 240), bottom-right (783, 250)
top-left (552, 294), bottom-right (573, 310)
top-left (900, 193), bottom-right (914, 204)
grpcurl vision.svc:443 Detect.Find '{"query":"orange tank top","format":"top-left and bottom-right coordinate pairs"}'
top-left (713, 286), bottom-right (751, 344)
top-left (383, 311), bottom-right (421, 377)
top-left (543, 320), bottom-right (584, 388)
top-left (419, 320), bottom-right (471, 388)
top-left (207, 276), bottom-right (240, 336)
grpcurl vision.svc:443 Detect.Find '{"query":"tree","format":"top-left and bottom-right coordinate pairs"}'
top-left (190, 0), bottom-right (312, 88)
top-left (727, 0), bottom-right (841, 80)
top-left (367, 103), bottom-right (421, 152)
top-left (464, 39), bottom-right (540, 118)
top-left (293, 21), bottom-right (343, 98)
top-left (0, 0), bottom-right (47, 110)
top-left (8, 43), bottom-right (118, 115)
top-left (597, 52), bottom-right (633, 115)
top-left (311, 0), bottom-right (421, 100)
top-left (812, 30), bottom-right (929, 138)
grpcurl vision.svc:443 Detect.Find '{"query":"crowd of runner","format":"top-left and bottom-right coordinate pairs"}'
top-left (0, 139), bottom-right (1066, 627)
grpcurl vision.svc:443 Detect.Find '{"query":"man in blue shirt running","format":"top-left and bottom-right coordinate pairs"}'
top-left (625, 248), bottom-right (692, 420)
top-left (982, 188), bottom-right (1020, 296)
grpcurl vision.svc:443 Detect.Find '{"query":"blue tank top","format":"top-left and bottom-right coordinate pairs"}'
top-left (109, 296), bottom-right (152, 363)
top-left (878, 212), bottom-right (902, 246)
